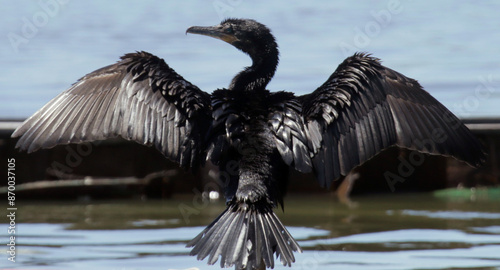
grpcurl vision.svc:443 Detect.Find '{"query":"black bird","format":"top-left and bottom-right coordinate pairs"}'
top-left (13, 19), bottom-right (485, 269)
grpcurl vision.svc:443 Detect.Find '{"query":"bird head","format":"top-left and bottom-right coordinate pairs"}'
top-left (186, 18), bottom-right (278, 63)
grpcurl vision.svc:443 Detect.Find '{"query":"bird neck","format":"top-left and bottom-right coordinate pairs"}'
top-left (229, 46), bottom-right (279, 92)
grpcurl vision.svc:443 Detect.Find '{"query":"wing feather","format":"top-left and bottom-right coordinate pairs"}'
top-left (12, 51), bottom-right (211, 169)
top-left (267, 92), bottom-right (313, 173)
top-left (298, 53), bottom-right (485, 187)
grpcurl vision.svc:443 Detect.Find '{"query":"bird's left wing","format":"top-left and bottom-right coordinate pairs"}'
top-left (12, 51), bottom-right (212, 169)
top-left (273, 53), bottom-right (485, 188)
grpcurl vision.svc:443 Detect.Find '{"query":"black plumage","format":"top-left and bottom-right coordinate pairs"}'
top-left (12, 18), bottom-right (485, 269)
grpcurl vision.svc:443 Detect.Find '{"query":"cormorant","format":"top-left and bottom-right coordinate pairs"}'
top-left (12, 19), bottom-right (485, 269)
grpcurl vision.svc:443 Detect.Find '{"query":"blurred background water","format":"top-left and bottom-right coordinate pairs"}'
top-left (1, 1), bottom-right (500, 270)
top-left (1, 1), bottom-right (500, 119)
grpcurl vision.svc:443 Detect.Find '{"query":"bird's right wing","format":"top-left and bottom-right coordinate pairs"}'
top-left (12, 51), bottom-right (212, 169)
top-left (296, 53), bottom-right (485, 188)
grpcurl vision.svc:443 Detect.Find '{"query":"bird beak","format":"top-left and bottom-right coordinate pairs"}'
top-left (186, 25), bottom-right (238, 44)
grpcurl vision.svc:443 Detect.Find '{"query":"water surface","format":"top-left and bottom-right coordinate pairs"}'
top-left (2, 193), bottom-right (500, 269)
top-left (1, 1), bottom-right (500, 119)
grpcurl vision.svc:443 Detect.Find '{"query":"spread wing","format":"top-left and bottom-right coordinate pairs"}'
top-left (268, 91), bottom-right (314, 173)
top-left (273, 53), bottom-right (485, 188)
top-left (12, 51), bottom-right (212, 169)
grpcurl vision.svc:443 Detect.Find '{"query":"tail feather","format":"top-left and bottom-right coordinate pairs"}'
top-left (264, 212), bottom-right (296, 266)
top-left (187, 202), bottom-right (302, 269)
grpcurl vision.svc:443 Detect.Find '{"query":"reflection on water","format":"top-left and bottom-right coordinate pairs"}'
top-left (1, 193), bottom-right (500, 270)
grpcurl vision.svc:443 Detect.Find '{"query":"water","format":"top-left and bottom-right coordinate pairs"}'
top-left (1, 1), bottom-right (500, 119)
top-left (1, 193), bottom-right (500, 269)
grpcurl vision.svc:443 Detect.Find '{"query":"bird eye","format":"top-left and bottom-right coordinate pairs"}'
top-left (225, 25), bottom-right (234, 34)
